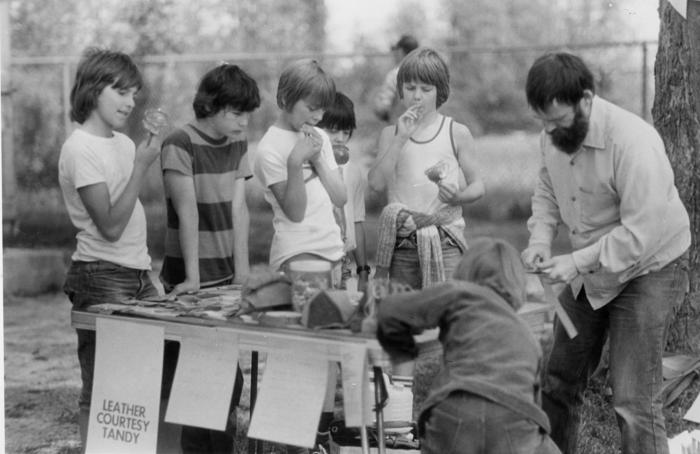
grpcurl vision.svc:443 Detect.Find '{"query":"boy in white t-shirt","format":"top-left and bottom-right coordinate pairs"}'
top-left (317, 91), bottom-right (370, 294)
top-left (252, 59), bottom-right (346, 278)
top-left (251, 58), bottom-right (346, 454)
top-left (58, 47), bottom-right (161, 451)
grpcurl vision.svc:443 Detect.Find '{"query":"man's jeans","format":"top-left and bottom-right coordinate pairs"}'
top-left (543, 254), bottom-right (689, 454)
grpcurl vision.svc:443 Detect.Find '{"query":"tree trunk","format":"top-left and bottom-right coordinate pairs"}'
top-left (653, 0), bottom-right (700, 353)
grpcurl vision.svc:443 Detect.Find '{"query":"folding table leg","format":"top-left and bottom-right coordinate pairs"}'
top-left (360, 426), bottom-right (369, 454)
top-left (373, 366), bottom-right (387, 454)
top-left (249, 350), bottom-right (262, 454)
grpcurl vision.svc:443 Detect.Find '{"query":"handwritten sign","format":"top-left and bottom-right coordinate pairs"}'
top-left (87, 319), bottom-right (164, 453)
top-left (247, 350), bottom-right (328, 447)
top-left (165, 332), bottom-right (240, 430)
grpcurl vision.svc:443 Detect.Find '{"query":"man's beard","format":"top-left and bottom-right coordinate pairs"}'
top-left (550, 106), bottom-right (589, 154)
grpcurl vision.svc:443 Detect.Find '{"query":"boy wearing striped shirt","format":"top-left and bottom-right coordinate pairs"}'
top-left (159, 63), bottom-right (261, 454)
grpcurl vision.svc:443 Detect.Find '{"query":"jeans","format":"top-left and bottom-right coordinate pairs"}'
top-left (390, 235), bottom-right (463, 290)
top-left (421, 391), bottom-right (560, 454)
top-left (162, 279), bottom-right (243, 454)
top-left (542, 254), bottom-right (689, 454)
top-left (63, 260), bottom-right (158, 410)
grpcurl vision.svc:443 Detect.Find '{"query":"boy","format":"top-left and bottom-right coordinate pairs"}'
top-left (252, 58), bottom-right (346, 277)
top-left (59, 47), bottom-right (161, 452)
top-left (368, 47), bottom-right (485, 291)
top-left (159, 63), bottom-right (261, 454)
top-left (317, 91), bottom-right (370, 294)
top-left (251, 58), bottom-right (344, 454)
top-left (377, 238), bottom-right (560, 454)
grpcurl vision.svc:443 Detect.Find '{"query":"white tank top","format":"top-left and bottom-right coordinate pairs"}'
top-left (388, 115), bottom-right (462, 215)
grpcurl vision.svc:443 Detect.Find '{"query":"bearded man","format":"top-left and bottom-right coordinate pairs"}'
top-left (521, 52), bottom-right (690, 454)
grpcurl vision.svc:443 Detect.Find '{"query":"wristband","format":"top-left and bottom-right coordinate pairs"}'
top-left (356, 265), bottom-right (371, 275)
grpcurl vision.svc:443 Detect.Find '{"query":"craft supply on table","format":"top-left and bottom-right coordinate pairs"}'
top-left (286, 260), bottom-right (333, 312)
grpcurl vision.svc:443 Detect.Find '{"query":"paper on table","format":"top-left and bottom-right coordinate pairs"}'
top-left (247, 350), bottom-right (329, 448)
top-left (684, 391), bottom-right (700, 423)
top-left (87, 318), bottom-right (164, 454)
top-left (340, 344), bottom-right (369, 427)
top-left (668, 0), bottom-right (687, 18)
top-left (165, 333), bottom-right (240, 431)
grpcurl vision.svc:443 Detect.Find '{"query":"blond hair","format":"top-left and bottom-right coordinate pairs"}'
top-left (453, 237), bottom-right (526, 310)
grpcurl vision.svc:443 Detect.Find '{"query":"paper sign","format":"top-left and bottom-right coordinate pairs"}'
top-left (165, 333), bottom-right (240, 430)
top-left (684, 392), bottom-right (700, 423)
top-left (669, 0), bottom-right (687, 18)
top-left (247, 351), bottom-right (329, 447)
top-left (340, 344), bottom-right (369, 427)
top-left (87, 318), bottom-right (164, 454)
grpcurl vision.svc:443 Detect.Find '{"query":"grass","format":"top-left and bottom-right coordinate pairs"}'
top-left (6, 131), bottom-right (699, 452)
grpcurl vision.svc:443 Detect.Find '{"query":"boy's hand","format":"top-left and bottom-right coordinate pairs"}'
top-left (166, 278), bottom-right (200, 300)
top-left (134, 138), bottom-right (161, 169)
top-left (396, 104), bottom-right (423, 139)
top-left (357, 272), bottom-right (369, 295)
top-left (290, 125), bottom-right (322, 164)
top-left (437, 181), bottom-right (460, 204)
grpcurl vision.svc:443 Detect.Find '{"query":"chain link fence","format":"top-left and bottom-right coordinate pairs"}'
top-left (4, 41), bottom-right (657, 251)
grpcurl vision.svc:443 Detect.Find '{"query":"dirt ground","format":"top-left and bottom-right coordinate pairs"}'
top-left (6, 287), bottom-right (700, 454)
top-left (4, 292), bottom-right (82, 454)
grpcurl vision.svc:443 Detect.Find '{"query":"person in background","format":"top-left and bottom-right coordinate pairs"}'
top-left (317, 91), bottom-right (370, 295)
top-left (251, 58), bottom-right (345, 454)
top-left (158, 62), bottom-right (261, 454)
top-left (58, 47), bottom-right (161, 452)
top-left (373, 34), bottom-right (419, 123)
top-left (376, 237), bottom-right (560, 454)
top-left (521, 52), bottom-right (690, 454)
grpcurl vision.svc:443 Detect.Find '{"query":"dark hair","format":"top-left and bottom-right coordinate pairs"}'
top-left (193, 63), bottom-right (261, 119)
top-left (526, 52), bottom-right (595, 112)
top-left (397, 47), bottom-right (450, 108)
top-left (69, 48), bottom-right (143, 124)
top-left (392, 34), bottom-right (419, 55)
top-left (276, 59), bottom-right (335, 111)
top-left (317, 92), bottom-right (356, 135)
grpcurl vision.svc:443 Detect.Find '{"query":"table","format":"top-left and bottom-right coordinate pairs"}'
top-left (72, 309), bottom-right (439, 454)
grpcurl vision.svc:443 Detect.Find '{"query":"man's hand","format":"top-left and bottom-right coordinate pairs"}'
top-left (521, 244), bottom-right (551, 270)
top-left (538, 254), bottom-right (579, 284)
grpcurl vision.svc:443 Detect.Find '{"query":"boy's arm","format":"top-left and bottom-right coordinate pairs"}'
top-left (438, 122), bottom-right (485, 205)
top-left (268, 154), bottom-right (308, 222)
top-left (231, 177), bottom-right (250, 284)
top-left (163, 169), bottom-right (200, 296)
top-left (351, 222), bottom-right (369, 292)
top-left (78, 139), bottom-right (160, 242)
top-left (376, 283), bottom-right (459, 362)
top-left (367, 126), bottom-right (403, 193)
top-left (268, 132), bottom-right (321, 222)
top-left (312, 154), bottom-right (347, 207)
top-left (368, 105), bottom-right (421, 193)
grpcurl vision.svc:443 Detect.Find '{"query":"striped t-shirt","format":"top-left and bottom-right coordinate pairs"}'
top-left (159, 124), bottom-right (252, 288)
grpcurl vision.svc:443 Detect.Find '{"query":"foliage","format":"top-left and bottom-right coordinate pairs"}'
top-left (7, 1), bottom-right (654, 192)
top-left (436, 0), bottom-right (651, 133)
